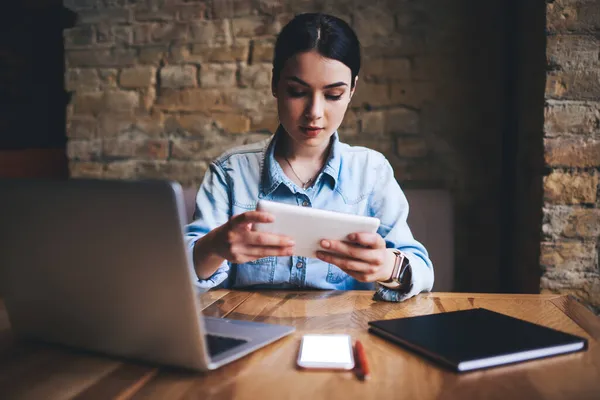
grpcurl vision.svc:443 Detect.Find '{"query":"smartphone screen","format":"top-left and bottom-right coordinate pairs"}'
top-left (297, 334), bottom-right (354, 369)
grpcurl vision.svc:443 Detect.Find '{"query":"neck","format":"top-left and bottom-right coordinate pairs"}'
top-left (278, 131), bottom-right (331, 164)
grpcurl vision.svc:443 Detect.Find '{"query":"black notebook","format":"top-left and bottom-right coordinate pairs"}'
top-left (368, 308), bottom-right (588, 372)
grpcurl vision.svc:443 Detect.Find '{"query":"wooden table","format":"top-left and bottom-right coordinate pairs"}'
top-left (1, 291), bottom-right (599, 399)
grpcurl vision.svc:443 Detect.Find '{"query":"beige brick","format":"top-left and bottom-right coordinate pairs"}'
top-left (77, 8), bottom-right (130, 24)
top-left (104, 90), bottom-right (140, 113)
top-left (239, 63), bottom-right (271, 88)
top-left (338, 109), bottom-right (358, 136)
top-left (213, 113), bottom-right (251, 134)
top-left (545, 138), bottom-right (600, 167)
top-left (165, 114), bottom-right (216, 137)
top-left (563, 209), bottom-right (600, 238)
top-left (105, 160), bottom-right (138, 179)
top-left (190, 20), bottom-right (232, 46)
top-left (396, 137), bottom-right (428, 158)
top-left (200, 63), bottom-right (237, 88)
top-left (544, 101), bottom-right (600, 136)
top-left (546, 70), bottom-right (600, 100)
top-left (540, 241), bottom-right (597, 272)
top-left (98, 69), bottom-right (119, 88)
top-left (544, 171), bottom-right (598, 204)
top-left (170, 138), bottom-right (207, 161)
top-left (155, 88), bottom-right (229, 112)
top-left (120, 66), bottom-right (156, 89)
top-left (67, 117), bottom-right (97, 139)
top-left (138, 46), bottom-right (167, 65)
top-left (64, 26), bottom-right (95, 48)
top-left (133, 4), bottom-right (177, 22)
top-left (390, 82), bottom-right (435, 108)
top-left (177, 4), bottom-right (207, 21)
top-left (232, 16), bottom-right (278, 38)
top-left (252, 40), bottom-right (274, 63)
top-left (191, 44), bottom-right (249, 63)
top-left (67, 139), bottom-right (102, 161)
top-left (353, 7), bottom-right (395, 47)
top-left (103, 137), bottom-right (170, 160)
top-left (160, 65), bottom-right (197, 89)
top-left (351, 82), bottom-right (390, 108)
top-left (140, 87), bottom-right (157, 112)
top-left (97, 25), bottom-right (133, 46)
top-left (211, 0), bottom-right (254, 19)
top-left (66, 69), bottom-right (100, 91)
top-left (547, 35), bottom-right (600, 70)
top-left (72, 92), bottom-right (104, 115)
top-left (97, 114), bottom-right (164, 138)
top-left (67, 49), bottom-right (137, 68)
top-left (69, 161), bottom-right (104, 178)
top-left (250, 113), bottom-right (279, 133)
top-left (362, 58), bottom-right (411, 82)
top-left (547, 1), bottom-right (600, 33)
top-left (361, 111), bottom-right (384, 135)
top-left (149, 23), bottom-right (189, 43)
top-left (222, 88), bottom-right (275, 112)
top-left (385, 108), bottom-right (419, 134)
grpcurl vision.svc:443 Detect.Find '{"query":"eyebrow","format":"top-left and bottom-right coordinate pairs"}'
top-left (286, 76), bottom-right (348, 89)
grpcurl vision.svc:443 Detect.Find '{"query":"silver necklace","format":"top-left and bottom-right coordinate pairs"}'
top-left (284, 156), bottom-right (313, 188)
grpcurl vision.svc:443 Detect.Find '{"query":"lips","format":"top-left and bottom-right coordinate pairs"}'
top-left (299, 126), bottom-right (324, 137)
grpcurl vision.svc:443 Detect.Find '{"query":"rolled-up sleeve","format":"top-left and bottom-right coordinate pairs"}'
top-left (184, 162), bottom-right (232, 290)
top-left (368, 159), bottom-right (435, 302)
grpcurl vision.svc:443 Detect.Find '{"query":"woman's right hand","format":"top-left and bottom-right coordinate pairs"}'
top-left (212, 211), bottom-right (295, 264)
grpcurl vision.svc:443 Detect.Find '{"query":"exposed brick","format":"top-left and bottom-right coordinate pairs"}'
top-left (547, 35), bottom-right (600, 71)
top-left (177, 4), bottom-right (207, 21)
top-left (545, 138), bottom-right (600, 167)
top-left (160, 65), bottom-right (197, 89)
top-left (544, 171), bottom-right (598, 204)
top-left (164, 114), bottom-right (217, 137)
top-left (361, 111), bottom-right (384, 135)
top-left (133, 4), bottom-right (177, 22)
top-left (98, 69), bottom-right (119, 88)
top-left (69, 161), bottom-right (104, 178)
top-left (77, 8), bottom-right (131, 24)
top-left (98, 114), bottom-right (164, 138)
top-left (257, 0), bottom-right (285, 16)
top-left (72, 92), bottom-right (104, 115)
top-left (66, 69), bottom-right (100, 91)
top-left (120, 66), bottom-right (157, 89)
top-left (105, 159), bottom-right (209, 188)
top-left (67, 117), bottom-right (97, 139)
top-left (353, 7), bottom-right (396, 48)
top-left (138, 46), bottom-right (168, 65)
top-left (547, 1), bottom-right (600, 33)
top-left (171, 133), bottom-right (268, 162)
top-left (544, 101), bottom-right (600, 136)
top-left (252, 40), bottom-right (274, 62)
top-left (67, 49), bottom-right (137, 68)
top-left (385, 108), bottom-right (419, 134)
top-left (222, 88), bottom-right (275, 112)
top-left (140, 87), bottom-right (157, 112)
top-left (190, 20), bottom-right (232, 46)
top-left (149, 23), bottom-right (189, 43)
top-left (396, 137), bottom-right (429, 158)
top-left (338, 109), bottom-right (358, 136)
top-left (67, 139), bottom-right (102, 161)
top-left (104, 160), bottom-right (138, 179)
top-left (97, 25), bottom-right (133, 46)
top-left (211, 0), bottom-right (254, 19)
top-left (563, 209), bottom-right (600, 238)
top-left (155, 88), bottom-right (229, 112)
top-left (250, 112), bottom-right (279, 133)
top-left (103, 137), bottom-right (169, 160)
top-left (133, 24), bottom-right (153, 45)
top-left (64, 26), bottom-right (95, 47)
top-left (239, 63), bottom-right (271, 88)
top-left (104, 90), bottom-right (140, 114)
top-left (351, 82), bottom-right (390, 108)
top-left (546, 70), bottom-right (600, 100)
top-left (390, 81), bottom-right (436, 108)
top-left (200, 63), bottom-right (237, 88)
top-left (191, 44), bottom-right (249, 62)
top-left (362, 58), bottom-right (411, 82)
top-left (541, 241), bottom-right (598, 272)
top-left (232, 16), bottom-right (279, 38)
top-left (213, 113), bottom-right (251, 134)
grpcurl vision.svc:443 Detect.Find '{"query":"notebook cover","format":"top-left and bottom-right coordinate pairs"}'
top-left (368, 308), bottom-right (588, 372)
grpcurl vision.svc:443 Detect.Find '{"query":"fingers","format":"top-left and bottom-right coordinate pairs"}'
top-left (244, 231), bottom-right (295, 247)
top-left (315, 251), bottom-right (379, 282)
top-left (319, 239), bottom-right (385, 266)
top-left (229, 211), bottom-right (274, 230)
top-left (346, 232), bottom-right (386, 249)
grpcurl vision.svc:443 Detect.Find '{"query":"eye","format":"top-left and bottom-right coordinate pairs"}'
top-left (326, 94), bottom-right (343, 101)
top-left (287, 88), bottom-right (306, 98)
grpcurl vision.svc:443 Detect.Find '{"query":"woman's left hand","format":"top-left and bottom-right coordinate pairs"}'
top-left (316, 233), bottom-right (395, 282)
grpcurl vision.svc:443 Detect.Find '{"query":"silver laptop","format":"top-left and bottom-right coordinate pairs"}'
top-left (0, 179), bottom-right (295, 371)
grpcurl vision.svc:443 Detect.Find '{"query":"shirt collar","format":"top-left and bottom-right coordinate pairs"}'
top-left (260, 125), bottom-right (342, 197)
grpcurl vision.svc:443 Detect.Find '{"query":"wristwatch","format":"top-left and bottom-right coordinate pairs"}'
top-left (378, 249), bottom-right (411, 289)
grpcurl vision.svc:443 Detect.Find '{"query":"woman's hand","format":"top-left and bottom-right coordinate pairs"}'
top-left (316, 233), bottom-right (395, 282)
top-left (212, 211), bottom-right (295, 264)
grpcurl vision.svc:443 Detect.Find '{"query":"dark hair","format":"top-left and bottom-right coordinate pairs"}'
top-left (272, 13), bottom-right (361, 89)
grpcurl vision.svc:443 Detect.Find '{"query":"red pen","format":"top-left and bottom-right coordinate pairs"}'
top-left (354, 340), bottom-right (370, 381)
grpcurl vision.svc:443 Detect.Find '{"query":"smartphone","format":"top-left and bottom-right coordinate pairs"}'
top-left (296, 334), bottom-right (355, 370)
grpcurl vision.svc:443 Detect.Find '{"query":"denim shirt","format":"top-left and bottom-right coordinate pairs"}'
top-left (184, 128), bottom-right (434, 302)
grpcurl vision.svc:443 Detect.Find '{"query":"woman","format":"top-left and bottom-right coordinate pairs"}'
top-left (184, 13), bottom-right (434, 302)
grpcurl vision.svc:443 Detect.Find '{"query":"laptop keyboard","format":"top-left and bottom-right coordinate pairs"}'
top-left (205, 334), bottom-right (249, 357)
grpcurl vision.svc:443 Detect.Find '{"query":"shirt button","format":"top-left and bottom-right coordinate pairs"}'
top-left (302, 200), bottom-right (309, 207)
top-left (296, 262), bottom-right (304, 268)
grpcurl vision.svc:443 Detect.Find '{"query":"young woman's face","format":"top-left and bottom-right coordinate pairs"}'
top-left (273, 50), bottom-right (355, 149)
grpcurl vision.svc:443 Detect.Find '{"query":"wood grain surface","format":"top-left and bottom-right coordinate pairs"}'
top-left (0, 291), bottom-right (598, 400)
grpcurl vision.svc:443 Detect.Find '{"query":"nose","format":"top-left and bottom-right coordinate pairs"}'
top-left (304, 93), bottom-right (324, 121)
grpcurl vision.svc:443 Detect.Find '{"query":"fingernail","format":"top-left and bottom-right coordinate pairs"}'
top-left (287, 240), bottom-right (295, 246)
top-left (321, 240), bottom-right (330, 249)
top-left (316, 251), bottom-right (324, 258)
top-left (348, 234), bottom-right (356, 241)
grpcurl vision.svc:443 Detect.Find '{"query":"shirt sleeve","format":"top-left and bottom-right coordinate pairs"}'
top-left (367, 158), bottom-right (435, 302)
top-left (184, 162), bottom-right (232, 291)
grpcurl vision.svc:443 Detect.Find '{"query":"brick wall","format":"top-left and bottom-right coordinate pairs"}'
top-left (63, 0), bottom-right (510, 292)
top-left (543, 0), bottom-right (600, 311)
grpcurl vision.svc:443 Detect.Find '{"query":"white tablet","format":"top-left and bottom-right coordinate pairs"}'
top-left (254, 200), bottom-right (380, 259)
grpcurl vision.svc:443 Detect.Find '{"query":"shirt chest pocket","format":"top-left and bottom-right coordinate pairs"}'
top-left (235, 256), bottom-right (276, 286)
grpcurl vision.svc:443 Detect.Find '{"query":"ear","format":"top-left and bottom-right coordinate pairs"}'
top-left (271, 70), bottom-right (278, 98)
top-left (349, 76), bottom-right (358, 99)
